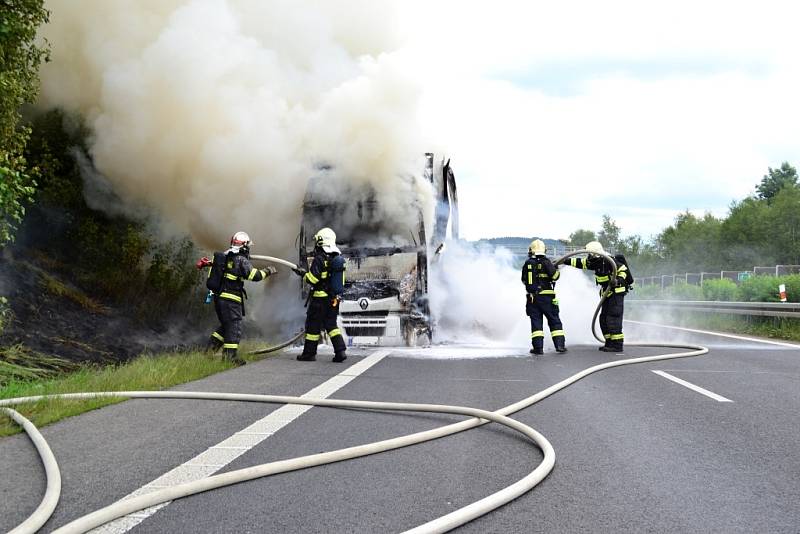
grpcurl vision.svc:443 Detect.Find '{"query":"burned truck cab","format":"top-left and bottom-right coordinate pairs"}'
top-left (298, 154), bottom-right (457, 347)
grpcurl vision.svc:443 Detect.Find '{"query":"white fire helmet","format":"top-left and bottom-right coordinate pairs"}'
top-left (528, 239), bottom-right (546, 255)
top-left (229, 231), bottom-right (252, 253)
top-left (585, 241), bottom-right (604, 255)
top-left (314, 227), bottom-right (340, 254)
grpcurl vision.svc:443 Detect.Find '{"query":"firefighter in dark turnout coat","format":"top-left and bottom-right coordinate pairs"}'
top-left (522, 239), bottom-right (567, 355)
top-left (200, 232), bottom-right (275, 366)
top-left (295, 227), bottom-right (348, 362)
top-left (567, 241), bottom-right (632, 352)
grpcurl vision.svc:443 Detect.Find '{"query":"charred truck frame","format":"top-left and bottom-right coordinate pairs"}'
top-left (298, 154), bottom-right (458, 346)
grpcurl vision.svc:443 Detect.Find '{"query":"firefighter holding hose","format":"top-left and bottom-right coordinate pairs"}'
top-left (566, 241), bottom-right (633, 353)
top-left (197, 232), bottom-right (276, 365)
top-left (294, 227), bottom-right (348, 362)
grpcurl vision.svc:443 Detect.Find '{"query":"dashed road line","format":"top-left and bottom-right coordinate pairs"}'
top-left (89, 349), bottom-right (392, 534)
top-left (652, 370), bottom-right (734, 402)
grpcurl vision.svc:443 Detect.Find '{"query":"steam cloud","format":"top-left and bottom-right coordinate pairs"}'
top-left (38, 0), bottom-right (432, 253)
top-left (430, 242), bottom-right (601, 349)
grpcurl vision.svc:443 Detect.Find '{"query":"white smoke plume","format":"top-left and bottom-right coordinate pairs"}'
top-left (38, 0), bottom-right (432, 253)
top-left (430, 241), bottom-right (601, 349)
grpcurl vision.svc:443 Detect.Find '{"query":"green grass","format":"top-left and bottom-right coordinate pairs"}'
top-left (629, 309), bottom-right (800, 342)
top-left (0, 344), bottom-right (78, 384)
top-left (0, 345), bottom-right (270, 437)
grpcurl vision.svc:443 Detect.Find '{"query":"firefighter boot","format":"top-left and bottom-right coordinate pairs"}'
top-left (331, 332), bottom-right (347, 362)
top-left (297, 338), bottom-right (318, 361)
top-left (206, 335), bottom-right (224, 353)
top-left (554, 338), bottom-right (568, 353)
top-left (223, 348), bottom-right (246, 366)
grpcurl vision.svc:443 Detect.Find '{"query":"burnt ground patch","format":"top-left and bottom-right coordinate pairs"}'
top-left (0, 254), bottom-right (211, 364)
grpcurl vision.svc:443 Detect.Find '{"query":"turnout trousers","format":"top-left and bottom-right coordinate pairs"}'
top-left (599, 293), bottom-right (625, 350)
top-left (209, 297), bottom-right (244, 360)
top-left (526, 294), bottom-right (566, 351)
top-left (301, 297), bottom-right (346, 357)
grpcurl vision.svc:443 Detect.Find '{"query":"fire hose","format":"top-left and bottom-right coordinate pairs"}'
top-left (2, 250), bottom-right (708, 534)
top-left (246, 254), bottom-right (306, 355)
top-left (249, 254), bottom-right (300, 271)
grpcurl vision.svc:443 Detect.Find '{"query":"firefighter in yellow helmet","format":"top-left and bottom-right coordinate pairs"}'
top-left (566, 241), bottom-right (633, 353)
top-left (521, 239), bottom-right (567, 355)
top-left (294, 227), bottom-right (348, 362)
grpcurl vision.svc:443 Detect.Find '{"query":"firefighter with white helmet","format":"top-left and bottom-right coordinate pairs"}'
top-left (522, 239), bottom-right (567, 355)
top-left (567, 241), bottom-right (633, 353)
top-left (198, 231), bottom-right (276, 365)
top-left (294, 227), bottom-right (348, 362)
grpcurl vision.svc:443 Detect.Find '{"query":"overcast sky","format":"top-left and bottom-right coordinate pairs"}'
top-left (395, 0), bottom-right (800, 242)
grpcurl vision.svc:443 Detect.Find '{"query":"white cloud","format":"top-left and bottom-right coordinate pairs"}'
top-left (397, 0), bottom-right (800, 240)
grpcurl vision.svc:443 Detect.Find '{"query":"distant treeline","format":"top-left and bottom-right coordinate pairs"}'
top-left (563, 163), bottom-right (800, 277)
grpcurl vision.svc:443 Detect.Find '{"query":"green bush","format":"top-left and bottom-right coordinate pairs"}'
top-left (628, 284), bottom-right (662, 300)
top-left (781, 274), bottom-right (800, 303)
top-left (738, 275), bottom-right (784, 302)
top-left (665, 281), bottom-right (705, 300)
top-left (0, 164), bottom-right (37, 245)
top-left (702, 278), bottom-right (739, 301)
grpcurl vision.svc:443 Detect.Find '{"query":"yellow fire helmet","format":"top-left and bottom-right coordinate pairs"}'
top-left (528, 239), bottom-right (546, 255)
top-left (585, 241), bottom-right (604, 255)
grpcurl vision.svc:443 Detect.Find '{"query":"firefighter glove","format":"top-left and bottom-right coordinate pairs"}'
top-left (196, 257), bottom-right (212, 269)
top-left (292, 267), bottom-right (307, 277)
top-left (265, 266), bottom-right (278, 276)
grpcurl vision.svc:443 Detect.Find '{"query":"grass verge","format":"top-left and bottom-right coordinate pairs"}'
top-left (0, 345), bottom-right (269, 437)
top-left (628, 309), bottom-right (800, 342)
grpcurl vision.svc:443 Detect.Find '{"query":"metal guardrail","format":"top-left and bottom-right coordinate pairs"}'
top-left (627, 299), bottom-right (800, 318)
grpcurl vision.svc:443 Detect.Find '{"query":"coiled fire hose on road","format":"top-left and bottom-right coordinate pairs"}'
top-left (2, 250), bottom-right (709, 534)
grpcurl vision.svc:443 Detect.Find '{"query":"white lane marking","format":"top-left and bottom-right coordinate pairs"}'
top-left (90, 349), bottom-right (392, 534)
top-left (659, 369), bottom-right (797, 375)
top-left (626, 319), bottom-right (800, 349)
top-left (652, 370), bottom-right (734, 402)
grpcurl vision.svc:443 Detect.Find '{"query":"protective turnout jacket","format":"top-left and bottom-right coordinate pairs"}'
top-left (569, 256), bottom-right (631, 296)
top-left (300, 249), bottom-right (347, 359)
top-left (216, 253), bottom-right (270, 309)
top-left (304, 250), bottom-right (346, 298)
top-left (521, 255), bottom-right (560, 296)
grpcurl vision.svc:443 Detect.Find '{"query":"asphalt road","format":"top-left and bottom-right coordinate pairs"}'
top-left (1, 322), bottom-right (798, 533)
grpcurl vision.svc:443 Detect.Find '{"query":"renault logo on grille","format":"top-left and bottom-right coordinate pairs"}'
top-left (358, 298), bottom-right (369, 310)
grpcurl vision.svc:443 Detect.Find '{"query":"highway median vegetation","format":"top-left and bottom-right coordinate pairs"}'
top-left (0, 346), bottom-right (266, 437)
top-left (627, 274), bottom-right (800, 341)
top-left (629, 274), bottom-right (800, 303)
